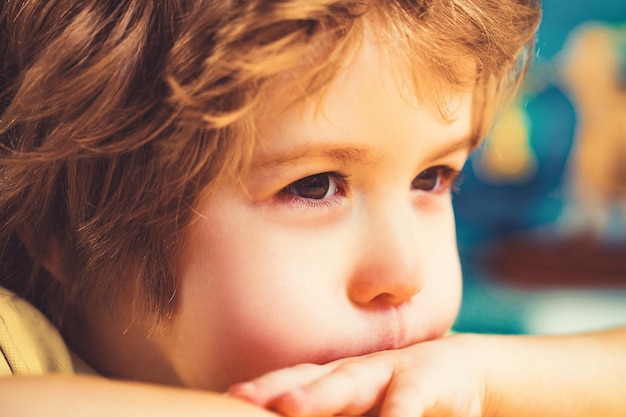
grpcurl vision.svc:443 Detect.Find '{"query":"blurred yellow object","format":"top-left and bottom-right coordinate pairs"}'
top-left (558, 22), bottom-right (626, 236)
top-left (474, 101), bottom-right (537, 184)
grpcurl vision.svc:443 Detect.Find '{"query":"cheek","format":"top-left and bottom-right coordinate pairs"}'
top-left (427, 260), bottom-right (462, 335)
top-left (172, 218), bottom-right (347, 389)
top-left (409, 259), bottom-right (461, 341)
top-left (415, 214), bottom-right (463, 338)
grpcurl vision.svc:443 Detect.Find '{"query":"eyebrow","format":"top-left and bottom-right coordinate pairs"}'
top-left (252, 145), bottom-right (376, 169)
top-left (253, 132), bottom-right (479, 170)
top-left (425, 132), bottom-right (480, 161)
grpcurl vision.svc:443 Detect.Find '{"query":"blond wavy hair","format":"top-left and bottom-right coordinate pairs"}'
top-left (0, 0), bottom-right (541, 327)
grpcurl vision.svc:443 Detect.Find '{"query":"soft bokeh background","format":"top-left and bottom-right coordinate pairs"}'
top-left (452, 0), bottom-right (626, 335)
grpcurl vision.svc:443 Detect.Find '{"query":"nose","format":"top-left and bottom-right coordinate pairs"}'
top-left (347, 202), bottom-right (425, 308)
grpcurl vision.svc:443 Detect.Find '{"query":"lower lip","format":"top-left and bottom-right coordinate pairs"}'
top-left (313, 307), bottom-right (414, 363)
top-left (377, 336), bottom-right (403, 352)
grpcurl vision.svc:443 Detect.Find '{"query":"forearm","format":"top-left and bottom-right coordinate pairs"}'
top-left (0, 375), bottom-right (278, 417)
top-left (473, 327), bottom-right (626, 417)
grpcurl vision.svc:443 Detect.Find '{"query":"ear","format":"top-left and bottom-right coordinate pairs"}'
top-left (17, 229), bottom-right (68, 283)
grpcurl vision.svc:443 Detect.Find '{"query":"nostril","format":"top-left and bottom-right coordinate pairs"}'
top-left (369, 292), bottom-right (400, 306)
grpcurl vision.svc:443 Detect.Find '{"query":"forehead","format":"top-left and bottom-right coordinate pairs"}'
top-left (254, 19), bottom-right (480, 142)
top-left (254, 25), bottom-right (479, 152)
top-left (251, 30), bottom-right (476, 166)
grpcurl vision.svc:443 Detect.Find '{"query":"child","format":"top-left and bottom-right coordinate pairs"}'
top-left (3, 1), bottom-right (612, 417)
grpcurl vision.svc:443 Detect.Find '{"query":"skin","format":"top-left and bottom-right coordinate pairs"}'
top-left (229, 328), bottom-right (626, 417)
top-left (0, 376), bottom-right (278, 417)
top-left (4, 328), bottom-right (625, 417)
top-left (76, 31), bottom-right (472, 391)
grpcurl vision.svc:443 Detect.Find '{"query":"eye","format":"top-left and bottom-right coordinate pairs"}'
top-left (282, 172), bottom-right (344, 201)
top-left (411, 166), bottom-right (460, 192)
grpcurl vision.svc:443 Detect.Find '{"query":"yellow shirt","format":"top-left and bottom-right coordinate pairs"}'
top-left (0, 286), bottom-right (76, 376)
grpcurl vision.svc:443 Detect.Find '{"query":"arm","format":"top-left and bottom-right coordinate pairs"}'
top-left (229, 327), bottom-right (626, 417)
top-left (0, 375), bottom-right (278, 417)
top-left (482, 327), bottom-right (626, 417)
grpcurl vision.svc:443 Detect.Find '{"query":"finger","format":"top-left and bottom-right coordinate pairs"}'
top-left (379, 374), bottom-right (427, 417)
top-left (228, 363), bottom-right (332, 407)
top-left (271, 359), bottom-right (392, 417)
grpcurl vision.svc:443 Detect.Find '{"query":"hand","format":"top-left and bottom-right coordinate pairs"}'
top-left (228, 334), bottom-right (487, 417)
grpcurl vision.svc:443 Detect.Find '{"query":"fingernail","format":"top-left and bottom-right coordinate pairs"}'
top-left (227, 382), bottom-right (255, 399)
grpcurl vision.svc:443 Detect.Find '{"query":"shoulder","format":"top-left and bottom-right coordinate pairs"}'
top-left (0, 286), bottom-right (74, 376)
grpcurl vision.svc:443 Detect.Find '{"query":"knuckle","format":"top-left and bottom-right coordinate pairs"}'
top-left (335, 361), bottom-right (364, 379)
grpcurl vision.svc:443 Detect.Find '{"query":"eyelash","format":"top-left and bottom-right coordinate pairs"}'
top-left (412, 166), bottom-right (463, 195)
top-left (276, 166), bottom-right (463, 209)
top-left (276, 172), bottom-right (349, 209)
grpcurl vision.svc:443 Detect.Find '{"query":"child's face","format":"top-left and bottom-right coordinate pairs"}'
top-left (95, 34), bottom-right (473, 391)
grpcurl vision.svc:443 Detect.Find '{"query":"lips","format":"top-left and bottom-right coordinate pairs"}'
top-left (366, 320), bottom-right (412, 354)
top-left (375, 332), bottom-right (409, 352)
top-left (313, 304), bottom-right (416, 364)
top-left (373, 303), bottom-right (414, 350)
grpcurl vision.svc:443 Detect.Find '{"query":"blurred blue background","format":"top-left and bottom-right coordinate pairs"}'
top-left (452, 0), bottom-right (626, 335)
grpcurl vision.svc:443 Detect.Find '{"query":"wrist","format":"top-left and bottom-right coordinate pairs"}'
top-left (441, 332), bottom-right (503, 417)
